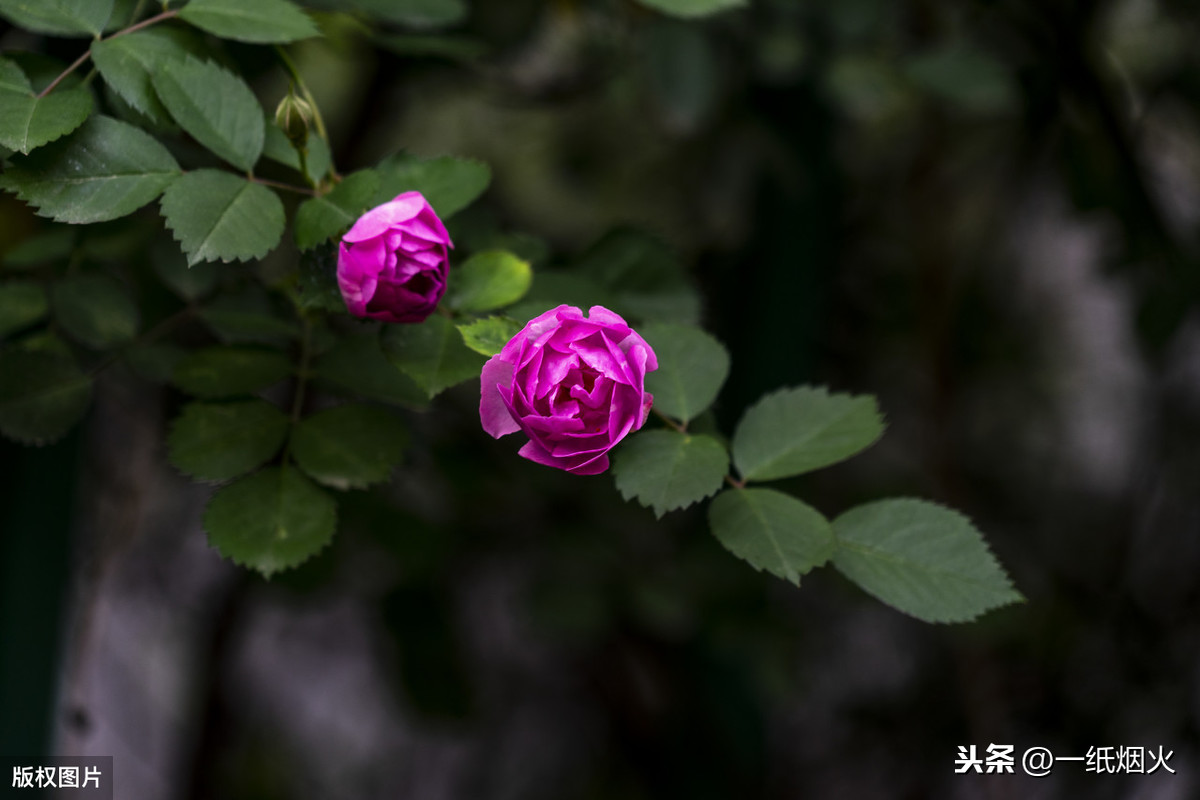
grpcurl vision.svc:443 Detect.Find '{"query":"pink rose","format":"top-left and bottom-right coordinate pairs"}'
top-left (480, 305), bottom-right (658, 475)
top-left (337, 191), bottom-right (452, 323)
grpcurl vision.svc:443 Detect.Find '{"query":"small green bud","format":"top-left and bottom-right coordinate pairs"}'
top-left (274, 91), bottom-right (314, 149)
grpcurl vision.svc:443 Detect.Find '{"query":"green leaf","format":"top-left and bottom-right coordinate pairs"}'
top-left (905, 46), bottom-right (1016, 116)
top-left (92, 29), bottom-right (205, 127)
top-left (160, 170), bottom-right (284, 265)
top-left (634, 0), bottom-right (746, 19)
top-left (0, 348), bottom-right (92, 444)
top-left (0, 116), bottom-right (181, 223)
top-left (375, 153), bottom-right (490, 219)
top-left (3, 229), bottom-right (76, 269)
top-left (291, 404), bottom-right (408, 490)
top-left (506, 272), bottom-right (616, 326)
top-left (295, 242), bottom-right (344, 313)
top-left (179, 0), bottom-right (320, 43)
top-left (313, 331), bottom-right (428, 407)
top-left (354, 0), bottom-right (467, 27)
top-left (832, 499), bottom-right (1023, 623)
top-left (172, 346), bottom-right (292, 398)
top-left (0, 58), bottom-right (93, 154)
top-left (381, 314), bottom-right (486, 399)
top-left (0, 0), bottom-right (113, 36)
top-left (293, 169), bottom-right (380, 250)
top-left (612, 430), bottom-right (728, 518)
top-left (0, 281), bottom-right (48, 339)
top-left (456, 315), bottom-right (520, 356)
top-left (204, 466), bottom-right (337, 576)
top-left (52, 274), bottom-right (139, 349)
top-left (152, 56), bottom-right (264, 171)
top-left (152, 243), bottom-right (219, 301)
top-left (641, 323), bottom-right (728, 424)
top-left (199, 294), bottom-right (300, 345)
top-left (708, 487), bottom-right (834, 586)
top-left (732, 386), bottom-right (885, 482)
top-left (262, 123), bottom-right (332, 184)
top-left (123, 341), bottom-right (185, 383)
top-left (167, 399), bottom-right (289, 481)
top-left (445, 250), bottom-right (531, 313)
top-left (573, 229), bottom-right (700, 324)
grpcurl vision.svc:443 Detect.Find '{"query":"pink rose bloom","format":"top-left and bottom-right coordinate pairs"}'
top-left (337, 191), bottom-right (452, 323)
top-left (480, 305), bottom-right (658, 475)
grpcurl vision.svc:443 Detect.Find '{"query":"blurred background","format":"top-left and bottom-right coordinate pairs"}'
top-left (3, 0), bottom-right (1200, 797)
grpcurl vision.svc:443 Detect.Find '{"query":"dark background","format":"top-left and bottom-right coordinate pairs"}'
top-left (3, 0), bottom-right (1200, 797)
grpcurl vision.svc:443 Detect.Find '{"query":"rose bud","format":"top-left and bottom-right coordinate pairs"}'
top-left (337, 191), bottom-right (453, 324)
top-left (480, 305), bottom-right (658, 475)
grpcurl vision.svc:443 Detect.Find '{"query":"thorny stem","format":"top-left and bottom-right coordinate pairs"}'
top-left (248, 174), bottom-right (318, 197)
top-left (724, 474), bottom-right (746, 489)
top-left (36, 9), bottom-right (179, 99)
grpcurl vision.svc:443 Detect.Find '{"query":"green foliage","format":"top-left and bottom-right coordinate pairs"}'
top-left (313, 331), bottom-right (428, 407)
top-left (0, 116), bottom-right (181, 223)
top-left (294, 169), bottom-right (380, 250)
top-left (262, 124), bottom-right (332, 185)
top-left (178, 0), bottom-right (320, 44)
top-left (167, 399), bottom-right (290, 481)
top-left (0, 0), bottom-right (113, 37)
top-left (52, 274), bottom-right (139, 349)
top-left (198, 291), bottom-right (300, 345)
top-left (708, 488), bottom-right (834, 586)
top-left (92, 29), bottom-right (205, 126)
top-left (0, 58), bottom-right (93, 155)
top-left (151, 56), bottom-right (264, 172)
top-left (375, 153), bottom-right (491, 219)
top-left (2, 229), bottom-right (76, 269)
top-left (612, 430), bottom-right (728, 518)
top-left (290, 404), bottom-right (409, 489)
top-left (172, 346), bottom-right (292, 398)
top-left (573, 230), bottom-right (700, 324)
top-left (444, 250), bottom-right (532, 313)
top-left (456, 315), bottom-right (521, 356)
top-left (831, 499), bottom-right (1023, 623)
top-left (0, 348), bottom-right (92, 444)
top-left (635, 0), bottom-right (746, 20)
top-left (0, 281), bottom-right (48, 339)
top-left (904, 45), bottom-right (1015, 115)
top-left (295, 242), bottom-right (344, 313)
top-left (641, 323), bottom-right (729, 424)
top-left (354, 0), bottom-right (467, 28)
top-left (153, 246), bottom-right (218, 301)
top-left (160, 171), bottom-right (285, 265)
top-left (382, 314), bottom-right (486, 399)
top-left (203, 466), bottom-right (337, 576)
top-left (732, 387), bottom-right (885, 482)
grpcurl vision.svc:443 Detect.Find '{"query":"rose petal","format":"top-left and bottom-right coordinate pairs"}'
top-left (480, 356), bottom-right (519, 438)
top-left (342, 194), bottom-right (425, 242)
top-left (518, 439), bottom-right (610, 475)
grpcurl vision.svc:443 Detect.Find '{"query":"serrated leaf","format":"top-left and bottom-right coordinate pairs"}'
top-left (262, 123), bottom-right (332, 184)
top-left (445, 250), bottom-right (531, 313)
top-left (152, 56), bottom-right (264, 171)
top-left (291, 404), bottom-right (408, 490)
top-left (172, 346), bottom-right (292, 398)
top-left (613, 430), bottom-right (728, 518)
top-left (456, 315), bottom-right (520, 356)
top-left (167, 399), bottom-right (289, 481)
top-left (179, 0), bottom-right (320, 43)
top-left (204, 466), bottom-right (337, 576)
top-left (0, 61), bottom-right (93, 154)
top-left (708, 487), bottom-right (834, 586)
top-left (0, 348), bottom-right (92, 444)
top-left (375, 153), bottom-right (490, 219)
top-left (732, 386), bottom-right (885, 482)
top-left (634, 0), bottom-right (746, 18)
top-left (313, 331), bottom-right (428, 407)
top-left (52, 274), bottom-right (139, 349)
top-left (641, 323), bottom-right (728, 423)
top-left (832, 499), bottom-right (1023, 623)
top-left (160, 170), bottom-right (284, 265)
top-left (0, 281), bottom-right (48, 339)
top-left (0, 115), bottom-right (181, 223)
top-left (198, 288), bottom-right (299, 345)
top-left (296, 242), bottom-right (344, 313)
top-left (294, 169), bottom-right (380, 250)
top-left (92, 29), bottom-right (206, 127)
top-left (354, 0), bottom-right (467, 27)
top-left (380, 313), bottom-right (485, 399)
top-left (0, 0), bottom-right (113, 36)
